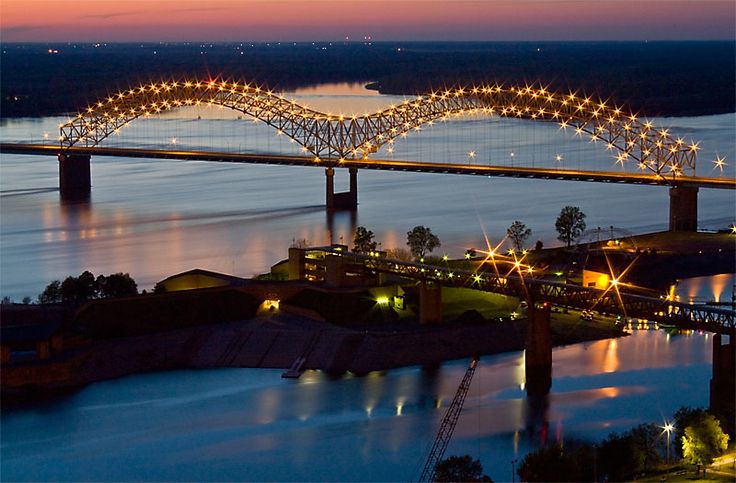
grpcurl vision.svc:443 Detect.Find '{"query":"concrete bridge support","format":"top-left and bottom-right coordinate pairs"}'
top-left (710, 333), bottom-right (735, 431)
top-left (669, 185), bottom-right (698, 231)
top-left (419, 282), bottom-right (442, 324)
top-left (525, 303), bottom-right (552, 396)
top-left (325, 167), bottom-right (358, 210)
top-left (58, 153), bottom-right (91, 200)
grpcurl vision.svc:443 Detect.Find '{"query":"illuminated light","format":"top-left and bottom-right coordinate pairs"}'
top-left (376, 296), bottom-right (390, 305)
top-left (468, 150), bottom-right (476, 158)
top-left (396, 401), bottom-right (404, 416)
top-left (261, 299), bottom-right (280, 311)
top-left (555, 154), bottom-right (563, 162)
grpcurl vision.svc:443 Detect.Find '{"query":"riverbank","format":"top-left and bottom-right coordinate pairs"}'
top-left (1, 304), bottom-right (624, 399)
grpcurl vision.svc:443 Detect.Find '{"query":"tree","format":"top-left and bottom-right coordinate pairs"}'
top-left (507, 220), bottom-right (532, 251)
top-left (681, 412), bottom-right (729, 473)
top-left (60, 270), bottom-right (99, 305)
top-left (407, 225), bottom-right (441, 260)
top-left (517, 442), bottom-right (588, 482)
top-left (598, 431), bottom-right (641, 481)
top-left (385, 247), bottom-right (413, 261)
top-left (629, 423), bottom-right (663, 473)
top-left (21, 296), bottom-right (32, 304)
top-left (555, 206), bottom-right (587, 247)
top-left (434, 455), bottom-right (491, 482)
top-left (38, 280), bottom-right (62, 304)
top-left (353, 225), bottom-right (378, 254)
top-left (1, 296), bottom-right (12, 304)
top-left (534, 240), bottom-right (544, 251)
top-left (97, 273), bottom-right (138, 298)
top-left (674, 407), bottom-right (705, 458)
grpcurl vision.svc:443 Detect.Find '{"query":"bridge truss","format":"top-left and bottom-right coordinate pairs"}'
top-left (60, 79), bottom-right (700, 182)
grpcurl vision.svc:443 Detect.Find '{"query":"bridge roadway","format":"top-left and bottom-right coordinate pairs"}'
top-left (2, 143), bottom-right (734, 190)
top-left (315, 247), bottom-right (736, 334)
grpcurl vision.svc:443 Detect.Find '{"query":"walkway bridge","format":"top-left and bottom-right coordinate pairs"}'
top-left (289, 245), bottom-right (735, 412)
top-left (289, 246), bottom-right (735, 334)
top-left (2, 79), bottom-right (734, 229)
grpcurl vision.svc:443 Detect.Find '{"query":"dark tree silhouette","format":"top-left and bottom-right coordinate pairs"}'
top-left (61, 270), bottom-right (99, 305)
top-left (434, 455), bottom-right (491, 482)
top-left (353, 225), bottom-right (378, 253)
top-left (38, 280), bottom-right (62, 304)
top-left (507, 220), bottom-right (532, 251)
top-left (555, 206), bottom-right (587, 247)
top-left (97, 273), bottom-right (138, 298)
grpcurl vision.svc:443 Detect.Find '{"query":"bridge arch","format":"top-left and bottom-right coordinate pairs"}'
top-left (61, 79), bottom-right (698, 178)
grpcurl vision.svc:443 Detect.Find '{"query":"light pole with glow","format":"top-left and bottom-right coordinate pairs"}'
top-left (663, 422), bottom-right (675, 467)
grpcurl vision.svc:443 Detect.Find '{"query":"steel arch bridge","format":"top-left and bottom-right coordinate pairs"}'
top-left (60, 79), bottom-right (700, 181)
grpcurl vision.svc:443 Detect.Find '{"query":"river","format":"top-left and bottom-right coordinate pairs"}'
top-left (0, 83), bottom-right (734, 300)
top-left (0, 330), bottom-right (714, 482)
top-left (0, 83), bottom-right (733, 481)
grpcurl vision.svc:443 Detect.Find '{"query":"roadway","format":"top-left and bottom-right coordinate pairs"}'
top-left (2, 143), bottom-right (734, 190)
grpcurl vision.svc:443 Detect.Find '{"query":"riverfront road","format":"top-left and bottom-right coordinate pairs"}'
top-left (2, 144), bottom-right (734, 190)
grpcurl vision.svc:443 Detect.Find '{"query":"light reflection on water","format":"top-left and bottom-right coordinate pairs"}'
top-left (1, 109), bottom-right (734, 299)
top-left (0, 331), bottom-right (712, 482)
top-left (0, 85), bottom-right (729, 479)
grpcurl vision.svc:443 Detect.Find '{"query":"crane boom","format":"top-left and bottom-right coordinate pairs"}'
top-left (417, 356), bottom-right (479, 483)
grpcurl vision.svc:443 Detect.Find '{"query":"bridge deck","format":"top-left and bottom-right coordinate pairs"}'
top-left (2, 144), bottom-right (733, 189)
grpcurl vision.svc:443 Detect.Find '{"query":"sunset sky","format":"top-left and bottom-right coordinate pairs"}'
top-left (1, 0), bottom-right (734, 42)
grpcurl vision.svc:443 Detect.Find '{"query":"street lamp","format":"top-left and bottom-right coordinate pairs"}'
top-left (511, 458), bottom-right (518, 483)
top-left (662, 421), bottom-right (675, 467)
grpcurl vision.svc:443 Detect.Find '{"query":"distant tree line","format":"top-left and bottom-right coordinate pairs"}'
top-left (37, 271), bottom-right (138, 306)
top-left (350, 205), bottom-right (588, 265)
top-left (2, 42), bottom-right (734, 118)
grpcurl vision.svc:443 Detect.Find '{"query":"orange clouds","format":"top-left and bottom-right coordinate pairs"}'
top-left (2, 0), bottom-right (734, 41)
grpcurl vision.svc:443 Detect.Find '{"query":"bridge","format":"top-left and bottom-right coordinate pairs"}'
top-left (288, 246), bottom-right (735, 333)
top-left (2, 79), bottom-right (734, 230)
top-left (289, 244), bottom-right (735, 409)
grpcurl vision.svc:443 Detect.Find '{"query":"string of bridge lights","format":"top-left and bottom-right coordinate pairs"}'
top-left (59, 78), bottom-right (728, 179)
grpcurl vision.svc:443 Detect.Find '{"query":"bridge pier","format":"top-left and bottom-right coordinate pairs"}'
top-left (525, 302), bottom-right (552, 396)
top-left (669, 185), bottom-right (698, 231)
top-left (325, 167), bottom-right (358, 210)
top-left (58, 153), bottom-right (91, 200)
top-left (710, 333), bottom-right (735, 434)
top-left (419, 282), bottom-right (442, 324)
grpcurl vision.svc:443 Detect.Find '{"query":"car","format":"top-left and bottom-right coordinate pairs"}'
top-left (580, 310), bottom-right (593, 321)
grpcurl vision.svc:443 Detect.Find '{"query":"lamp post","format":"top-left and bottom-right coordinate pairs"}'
top-left (663, 422), bottom-right (675, 467)
top-left (511, 458), bottom-right (518, 483)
